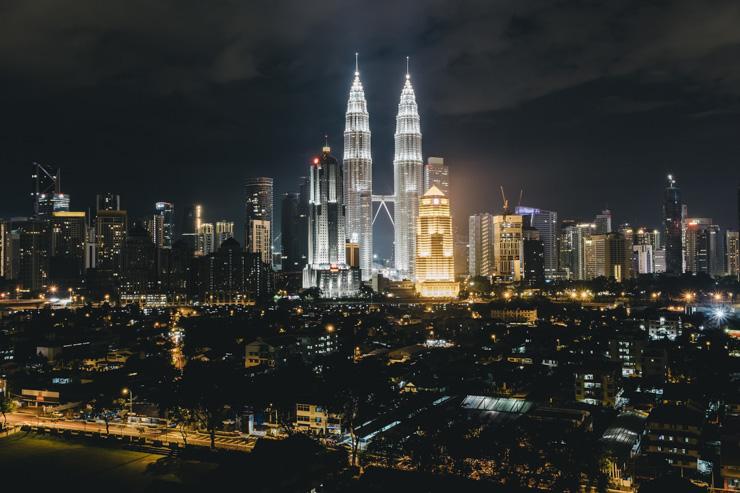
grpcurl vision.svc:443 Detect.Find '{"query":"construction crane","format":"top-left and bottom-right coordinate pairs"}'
top-left (500, 186), bottom-right (509, 215)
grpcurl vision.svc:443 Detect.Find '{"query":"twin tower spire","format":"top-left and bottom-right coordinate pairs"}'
top-left (343, 54), bottom-right (423, 281)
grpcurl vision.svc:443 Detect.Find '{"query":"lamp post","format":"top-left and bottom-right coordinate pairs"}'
top-left (121, 388), bottom-right (135, 414)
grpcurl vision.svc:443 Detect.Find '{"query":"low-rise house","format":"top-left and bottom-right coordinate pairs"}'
top-left (295, 403), bottom-right (342, 435)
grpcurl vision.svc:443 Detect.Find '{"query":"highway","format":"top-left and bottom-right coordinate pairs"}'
top-left (4, 411), bottom-right (257, 452)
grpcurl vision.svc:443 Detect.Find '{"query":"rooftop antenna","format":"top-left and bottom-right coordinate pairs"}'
top-left (323, 133), bottom-right (330, 152)
top-left (355, 52), bottom-right (359, 76)
top-left (406, 56), bottom-right (410, 79)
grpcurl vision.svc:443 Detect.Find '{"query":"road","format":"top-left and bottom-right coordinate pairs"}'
top-left (4, 411), bottom-right (257, 452)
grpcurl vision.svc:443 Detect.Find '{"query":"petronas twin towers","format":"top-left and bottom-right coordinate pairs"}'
top-left (343, 55), bottom-right (424, 281)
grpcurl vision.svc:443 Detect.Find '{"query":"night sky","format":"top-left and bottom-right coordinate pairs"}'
top-left (1, 0), bottom-right (739, 259)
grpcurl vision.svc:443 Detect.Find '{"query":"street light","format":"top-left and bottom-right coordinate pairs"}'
top-left (121, 388), bottom-right (135, 414)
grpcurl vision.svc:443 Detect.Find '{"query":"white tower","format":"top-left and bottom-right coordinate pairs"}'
top-left (343, 53), bottom-right (373, 280)
top-left (393, 58), bottom-right (423, 280)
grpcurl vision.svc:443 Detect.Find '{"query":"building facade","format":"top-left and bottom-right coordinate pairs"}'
top-left (663, 175), bottom-right (683, 275)
top-left (424, 157), bottom-right (449, 196)
top-left (393, 70), bottom-right (424, 280)
top-left (516, 206), bottom-right (558, 279)
top-left (303, 145), bottom-right (359, 297)
top-left (493, 213), bottom-right (523, 281)
top-left (343, 59), bottom-right (373, 281)
top-left (469, 213), bottom-right (494, 278)
top-left (245, 177), bottom-right (273, 266)
top-left (415, 186), bottom-right (458, 298)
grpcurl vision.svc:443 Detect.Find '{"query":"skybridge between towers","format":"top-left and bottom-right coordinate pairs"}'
top-left (372, 194), bottom-right (394, 227)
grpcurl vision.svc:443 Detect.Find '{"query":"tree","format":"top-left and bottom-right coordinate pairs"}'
top-left (90, 392), bottom-right (121, 435)
top-left (178, 360), bottom-right (239, 449)
top-left (168, 406), bottom-right (197, 446)
top-left (0, 393), bottom-right (16, 430)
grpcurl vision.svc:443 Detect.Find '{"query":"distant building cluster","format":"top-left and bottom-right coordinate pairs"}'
top-left (1, 73), bottom-right (739, 306)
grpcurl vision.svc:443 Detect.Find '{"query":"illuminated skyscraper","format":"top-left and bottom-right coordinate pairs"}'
top-left (49, 211), bottom-right (86, 286)
top-left (215, 221), bottom-right (234, 249)
top-left (31, 162), bottom-right (60, 217)
top-left (198, 222), bottom-right (215, 256)
top-left (594, 209), bottom-right (612, 234)
top-left (516, 206), bottom-right (558, 279)
top-left (245, 177), bottom-right (273, 265)
top-left (96, 193), bottom-right (121, 212)
top-left (343, 55), bottom-right (373, 280)
top-left (726, 230), bottom-right (739, 277)
top-left (522, 225), bottom-right (545, 286)
top-left (303, 144), bottom-right (359, 297)
top-left (415, 186), bottom-right (458, 298)
top-left (468, 213), bottom-right (494, 278)
top-left (560, 222), bottom-right (595, 280)
top-left (281, 186), bottom-right (309, 273)
top-left (14, 219), bottom-right (49, 291)
top-left (663, 175), bottom-right (683, 274)
top-left (393, 61), bottom-right (424, 280)
top-left (424, 157), bottom-right (448, 196)
top-left (153, 202), bottom-right (175, 249)
top-left (95, 207), bottom-right (127, 273)
top-left (493, 213), bottom-right (523, 281)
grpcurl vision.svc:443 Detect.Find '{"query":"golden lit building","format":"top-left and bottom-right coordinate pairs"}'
top-left (415, 186), bottom-right (459, 298)
top-left (493, 213), bottom-right (523, 281)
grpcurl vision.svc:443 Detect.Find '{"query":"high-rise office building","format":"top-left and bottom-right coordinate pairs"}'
top-left (198, 222), bottom-right (216, 256)
top-left (36, 193), bottom-right (70, 218)
top-left (415, 186), bottom-right (458, 298)
top-left (96, 193), bottom-right (121, 212)
top-left (31, 162), bottom-right (61, 217)
top-left (0, 220), bottom-right (6, 279)
top-left (49, 211), bottom-right (86, 286)
top-left (303, 144), bottom-right (359, 297)
top-left (247, 220), bottom-right (271, 265)
top-left (468, 213), bottom-right (494, 278)
top-left (560, 222), bottom-right (595, 280)
top-left (654, 247), bottom-right (666, 273)
top-left (18, 220), bottom-right (49, 291)
top-left (121, 224), bottom-right (156, 295)
top-left (726, 230), bottom-right (739, 277)
top-left (708, 224), bottom-right (725, 278)
top-left (152, 202), bottom-right (175, 249)
top-left (516, 206), bottom-right (558, 279)
top-left (522, 225), bottom-right (545, 286)
top-left (2, 219), bottom-right (24, 281)
top-left (281, 191), bottom-right (308, 272)
top-left (594, 232), bottom-right (632, 281)
top-left (424, 157), bottom-right (449, 196)
top-left (594, 209), bottom-right (612, 234)
top-left (182, 204), bottom-right (202, 255)
top-left (95, 208), bottom-right (127, 273)
top-left (245, 177), bottom-right (273, 265)
top-left (393, 66), bottom-right (424, 280)
top-left (493, 213), bottom-right (523, 281)
top-left (453, 230), bottom-right (469, 279)
top-left (663, 175), bottom-right (683, 274)
top-left (685, 218), bottom-right (712, 274)
top-left (634, 228), bottom-right (661, 251)
top-left (633, 244), bottom-right (654, 275)
top-left (215, 221), bottom-right (234, 249)
top-left (343, 57), bottom-right (373, 281)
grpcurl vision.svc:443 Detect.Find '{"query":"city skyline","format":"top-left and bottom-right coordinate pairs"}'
top-left (2, 2), bottom-right (740, 261)
top-left (2, 4), bottom-right (740, 491)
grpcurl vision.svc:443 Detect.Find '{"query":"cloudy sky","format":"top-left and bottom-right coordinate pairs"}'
top-left (1, 0), bottom-right (739, 257)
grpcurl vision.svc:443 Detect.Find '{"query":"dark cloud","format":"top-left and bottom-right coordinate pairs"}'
top-left (1, 0), bottom-right (739, 258)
